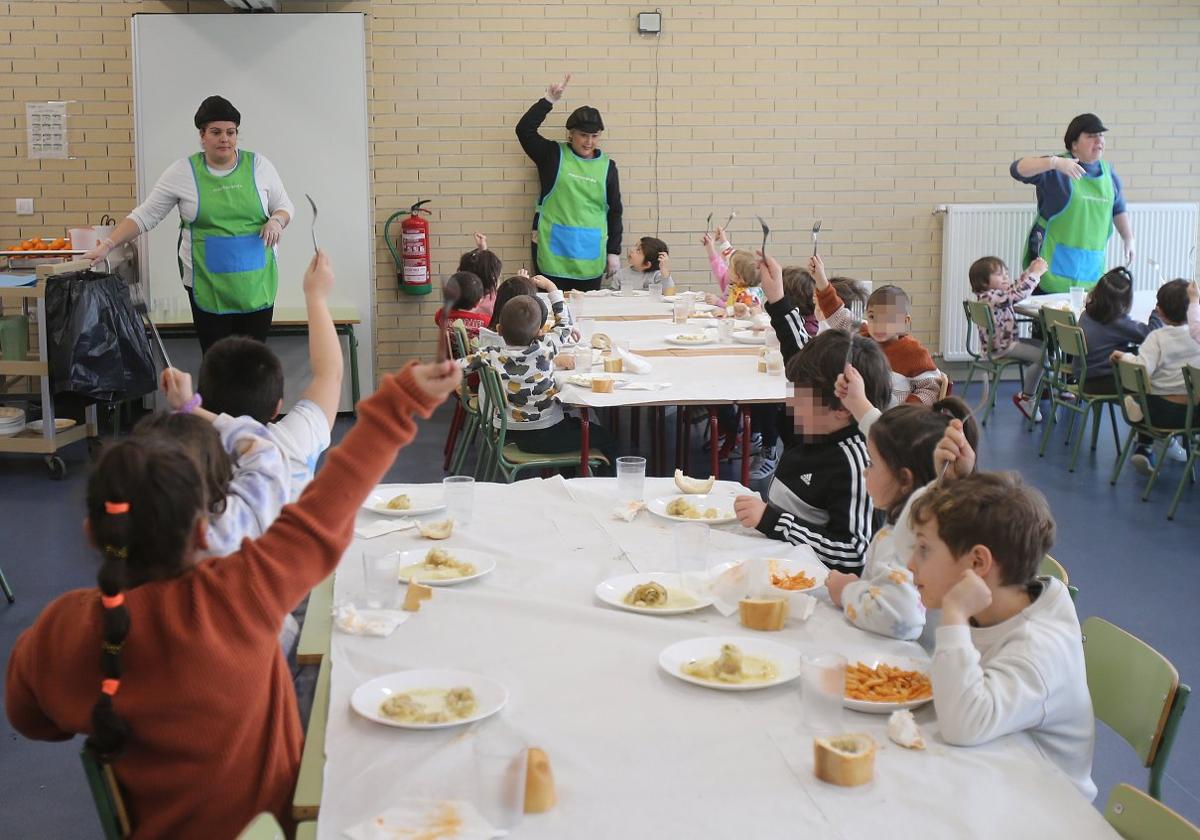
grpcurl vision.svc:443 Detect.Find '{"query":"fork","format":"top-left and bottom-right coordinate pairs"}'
top-left (757, 215), bottom-right (770, 258)
top-left (723, 211), bottom-right (738, 233)
top-left (811, 219), bottom-right (822, 257)
top-left (305, 193), bottom-right (319, 254)
top-left (705, 212), bottom-right (713, 235)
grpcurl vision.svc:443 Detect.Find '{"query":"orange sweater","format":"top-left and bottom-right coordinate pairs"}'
top-left (6, 365), bottom-right (438, 840)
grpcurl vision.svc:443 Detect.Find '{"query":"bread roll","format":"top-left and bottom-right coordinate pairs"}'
top-left (402, 580), bottom-right (433, 612)
top-left (813, 733), bottom-right (876, 787)
top-left (591, 376), bottom-right (615, 393)
top-left (524, 747), bottom-right (557, 813)
top-left (603, 356), bottom-right (623, 373)
top-left (738, 597), bottom-right (788, 631)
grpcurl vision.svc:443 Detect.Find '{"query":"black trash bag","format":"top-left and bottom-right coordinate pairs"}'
top-left (45, 269), bottom-right (157, 402)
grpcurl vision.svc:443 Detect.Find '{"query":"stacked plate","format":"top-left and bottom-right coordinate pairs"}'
top-left (0, 407), bottom-right (25, 437)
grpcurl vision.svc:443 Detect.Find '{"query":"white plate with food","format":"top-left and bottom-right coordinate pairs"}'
top-left (732, 330), bottom-right (768, 345)
top-left (363, 485), bottom-right (448, 518)
top-left (595, 572), bottom-right (714, 616)
top-left (660, 636), bottom-right (802, 691)
top-left (351, 669), bottom-right (508, 730)
top-left (612, 289), bottom-right (648, 297)
top-left (396, 547), bottom-right (495, 586)
top-left (765, 555), bottom-right (830, 598)
top-left (647, 493), bottom-right (737, 525)
top-left (26, 418), bottom-right (76, 433)
top-left (665, 333), bottom-right (716, 347)
top-left (842, 656), bottom-right (934, 713)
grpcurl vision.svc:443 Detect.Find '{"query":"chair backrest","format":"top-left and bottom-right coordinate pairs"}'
top-left (1039, 554), bottom-right (1069, 585)
top-left (1053, 323), bottom-right (1089, 374)
top-left (80, 747), bottom-right (131, 839)
top-left (475, 363), bottom-right (508, 448)
top-left (1083, 616), bottom-right (1181, 770)
top-left (935, 371), bottom-right (950, 401)
top-left (962, 299), bottom-right (995, 360)
top-left (1183, 365), bottom-right (1200, 432)
top-left (1114, 358), bottom-right (1154, 427)
top-left (236, 813), bottom-right (286, 840)
top-left (1105, 783), bottom-right (1200, 840)
top-left (449, 320), bottom-right (470, 361)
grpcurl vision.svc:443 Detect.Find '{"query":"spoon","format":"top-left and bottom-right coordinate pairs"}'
top-left (437, 273), bottom-right (461, 362)
top-left (811, 219), bottom-right (822, 257)
top-left (305, 194), bottom-right (319, 254)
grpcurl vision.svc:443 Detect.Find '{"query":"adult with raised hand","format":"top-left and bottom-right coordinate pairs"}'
top-left (516, 74), bottom-right (624, 292)
top-left (83, 95), bottom-right (295, 352)
top-left (1010, 113), bottom-right (1134, 294)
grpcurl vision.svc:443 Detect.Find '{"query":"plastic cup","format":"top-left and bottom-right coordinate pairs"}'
top-left (1069, 286), bottom-right (1086, 313)
top-left (800, 653), bottom-right (846, 733)
top-left (616, 456), bottom-right (646, 502)
top-left (673, 299), bottom-right (690, 325)
top-left (361, 548), bottom-right (400, 609)
top-left (473, 732), bottom-right (527, 832)
top-left (674, 521), bottom-right (710, 595)
top-left (649, 280), bottom-right (664, 301)
top-left (718, 320), bottom-right (735, 343)
top-left (442, 476), bottom-right (475, 526)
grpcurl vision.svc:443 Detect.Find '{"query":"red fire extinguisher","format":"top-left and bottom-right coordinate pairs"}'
top-left (385, 199), bottom-right (433, 296)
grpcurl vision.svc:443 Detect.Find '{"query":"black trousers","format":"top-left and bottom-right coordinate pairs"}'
top-left (508, 416), bottom-right (618, 474)
top-left (530, 243), bottom-right (603, 292)
top-left (187, 286), bottom-right (274, 354)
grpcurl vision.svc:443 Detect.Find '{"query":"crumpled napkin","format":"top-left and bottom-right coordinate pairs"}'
top-left (355, 518), bottom-right (416, 539)
top-left (616, 347), bottom-right (652, 374)
top-left (333, 603), bottom-right (410, 637)
top-left (584, 288), bottom-right (614, 297)
top-left (342, 800), bottom-right (501, 840)
top-left (616, 381), bottom-right (670, 391)
top-left (612, 500), bottom-right (646, 522)
top-left (710, 558), bottom-right (816, 621)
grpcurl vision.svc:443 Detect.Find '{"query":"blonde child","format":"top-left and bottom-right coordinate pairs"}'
top-left (705, 249), bottom-right (765, 311)
top-left (824, 369), bottom-right (978, 640)
top-left (968, 255), bottom-right (1050, 421)
top-left (908, 464), bottom-right (1096, 801)
top-left (701, 225), bottom-right (736, 293)
top-left (609, 236), bottom-right (675, 293)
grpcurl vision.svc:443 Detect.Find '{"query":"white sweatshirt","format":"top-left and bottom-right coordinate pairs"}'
top-left (1120, 324), bottom-right (1200, 396)
top-left (932, 577), bottom-right (1096, 801)
top-left (129, 151), bottom-right (294, 287)
top-left (201, 413), bottom-right (290, 559)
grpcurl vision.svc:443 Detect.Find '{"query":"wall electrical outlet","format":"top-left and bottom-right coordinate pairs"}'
top-left (638, 10), bottom-right (662, 35)
top-left (15, 198), bottom-right (34, 215)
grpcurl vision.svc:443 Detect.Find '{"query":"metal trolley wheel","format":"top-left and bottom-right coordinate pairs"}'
top-left (45, 455), bottom-right (66, 480)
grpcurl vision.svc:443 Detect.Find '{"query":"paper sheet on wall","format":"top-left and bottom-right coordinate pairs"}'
top-left (26, 102), bottom-right (68, 159)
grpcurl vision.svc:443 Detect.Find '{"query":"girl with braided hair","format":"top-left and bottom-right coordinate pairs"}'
top-left (6, 360), bottom-right (462, 838)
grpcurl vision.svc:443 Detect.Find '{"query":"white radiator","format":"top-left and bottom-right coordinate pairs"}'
top-left (938, 202), bottom-right (1199, 361)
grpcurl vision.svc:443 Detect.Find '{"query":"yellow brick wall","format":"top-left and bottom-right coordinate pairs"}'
top-left (3, 0), bottom-right (1199, 377)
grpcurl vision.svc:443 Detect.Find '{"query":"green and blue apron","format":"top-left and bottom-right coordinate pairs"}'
top-left (1026, 158), bottom-right (1116, 293)
top-left (182, 150), bottom-right (277, 314)
top-left (535, 143), bottom-right (610, 280)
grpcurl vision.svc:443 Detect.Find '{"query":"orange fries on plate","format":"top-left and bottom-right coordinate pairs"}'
top-left (844, 661), bottom-right (932, 703)
top-left (768, 560), bottom-right (816, 591)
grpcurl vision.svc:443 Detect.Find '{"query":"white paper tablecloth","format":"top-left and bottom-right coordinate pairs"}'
top-left (318, 477), bottom-right (1116, 840)
top-left (556, 354), bottom-right (787, 408)
top-left (1014, 289), bottom-right (1156, 324)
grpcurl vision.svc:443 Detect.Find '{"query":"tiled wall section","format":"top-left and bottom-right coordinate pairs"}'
top-left (2, 0), bottom-right (1198, 379)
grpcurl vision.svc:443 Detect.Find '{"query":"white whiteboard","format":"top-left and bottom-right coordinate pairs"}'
top-left (132, 12), bottom-right (373, 406)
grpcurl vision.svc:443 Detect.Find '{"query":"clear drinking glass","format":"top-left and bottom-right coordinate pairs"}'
top-left (649, 272), bottom-right (664, 301)
top-left (1069, 285), bottom-right (1086, 313)
top-left (718, 319), bottom-right (735, 343)
top-left (673, 299), bottom-right (690, 325)
top-left (800, 652), bottom-right (847, 733)
top-left (674, 521), bottom-right (711, 596)
top-left (361, 548), bottom-right (400, 609)
top-left (442, 475), bottom-right (475, 525)
top-left (616, 456), bottom-right (647, 502)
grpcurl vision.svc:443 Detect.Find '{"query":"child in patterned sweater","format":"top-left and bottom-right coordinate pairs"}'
top-left (464, 275), bottom-right (617, 468)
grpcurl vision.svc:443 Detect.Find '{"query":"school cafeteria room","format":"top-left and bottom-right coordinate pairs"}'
top-left (1, 1), bottom-right (1198, 838)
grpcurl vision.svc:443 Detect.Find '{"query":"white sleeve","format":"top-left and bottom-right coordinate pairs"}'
top-left (254, 154), bottom-right (295, 220)
top-left (931, 625), bottom-right (1051, 746)
top-left (203, 414), bottom-right (290, 557)
top-left (841, 563), bottom-right (925, 641)
top-left (856, 407), bottom-right (883, 438)
top-left (270, 399), bottom-right (332, 499)
top-left (1131, 331), bottom-right (1161, 379)
top-left (128, 158), bottom-right (193, 233)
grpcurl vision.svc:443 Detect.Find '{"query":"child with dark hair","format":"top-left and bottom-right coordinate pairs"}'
top-left (198, 251), bottom-right (343, 501)
top-left (968, 254), bottom-right (1050, 421)
top-left (6, 360), bottom-right (463, 838)
top-left (609, 236), bottom-right (674, 293)
top-left (458, 231), bottom-right (503, 318)
top-left (1111, 278), bottom-right (1200, 474)
top-left (735, 265), bottom-right (893, 572)
top-left (1076, 266), bottom-right (1153, 395)
top-left (780, 266), bottom-right (819, 338)
top-left (433, 271), bottom-right (489, 340)
top-left (909, 469), bottom-right (1095, 800)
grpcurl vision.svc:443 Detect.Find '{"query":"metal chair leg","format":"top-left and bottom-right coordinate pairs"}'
top-left (1167, 451), bottom-right (1198, 520)
top-left (1142, 440), bottom-right (1170, 501)
top-left (0, 564), bottom-right (14, 603)
top-left (1069, 406), bottom-right (1093, 473)
top-left (1110, 430), bottom-right (1137, 485)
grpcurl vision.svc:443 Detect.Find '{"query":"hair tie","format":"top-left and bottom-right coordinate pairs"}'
top-left (101, 679), bottom-right (120, 697)
top-left (105, 501), bottom-right (130, 515)
top-left (102, 641), bottom-right (124, 655)
top-left (100, 592), bottom-right (125, 609)
top-left (103, 546), bottom-right (128, 562)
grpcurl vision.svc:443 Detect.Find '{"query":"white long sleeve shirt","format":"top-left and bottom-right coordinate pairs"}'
top-left (201, 413), bottom-right (290, 559)
top-left (129, 151), bottom-right (294, 287)
top-left (1121, 324), bottom-right (1200, 396)
top-left (931, 577), bottom-right (1096, 801)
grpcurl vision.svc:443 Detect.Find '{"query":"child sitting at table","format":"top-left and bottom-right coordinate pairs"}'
top-left (824, 367), bottom-right (979, 640)
top-left (1076, 266), bottom-right (1155, 396)
top-left (705, 249), bottom-right (766, 311)
top-left (198, 251), bottom-right (343, 502)
top-left (458, 231), bottom-right (502, 319)
top-left (5, 359), bottom-right (463, 838)
top-left (433, 271), bottom-right (490, 340)
top-left (735, 260), bottom-right (893, 573)
top-left (464, 276), bottom-right (617, 469)
top-left (908, 469), bottom-right (1096, 801)
top-left (1110, 278), bottom-right (1200, 475)
top-left (812, 255), bottom-right (942, 407)
top-left (781, 266), bottom-right (819, 338)
top-left (968, 255), bottom-right (1050, 422)
top-left (609, 236), bottom-right (675, 294)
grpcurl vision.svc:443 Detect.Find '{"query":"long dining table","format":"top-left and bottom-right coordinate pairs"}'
top-left (313, 476), bottom-right (1117, 839)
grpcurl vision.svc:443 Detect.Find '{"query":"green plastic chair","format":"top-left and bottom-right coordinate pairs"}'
top-left (236, 813), bottom-right (286, 840)
top-left (1028, 306), bottom-right (1078, 431)
top-left (1082, 616), bottom-right (1190, 800)
top-left (475, 364), bottom-right (608, 482)
top-left (1039, 324), bottom-right (1122, 472)
top-left (448, 321), bottom-right (483, 476)
top-left (960, 300), bottom-right (1029, 426)
top-left (1038, 554), bottom-right (1078, 602)
top-left (1110, 358), bottom-right (1191, 502)
top-left (1105, 782), bottom-right (1200, 840)
top-left (1166, 365), bottom-right (1200, 520)
top-left (293, 654), bottom-right (331, 822)
top-left (80, 746), bottom-right (130, 839)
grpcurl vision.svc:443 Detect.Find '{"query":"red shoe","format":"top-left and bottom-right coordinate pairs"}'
top-left (1012, 393), bottom-right (1043, 423)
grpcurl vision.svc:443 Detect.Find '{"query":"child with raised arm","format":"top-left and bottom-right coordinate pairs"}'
top-left (609, 236), bottom-right (675, 293)
top-left (908, 466), bottom-right (1096, 800)
top-left (459, 232), bottom-right (502, 319)
top-left (198, 250), bottom-right (343, 501)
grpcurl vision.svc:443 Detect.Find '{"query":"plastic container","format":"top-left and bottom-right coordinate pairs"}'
top-left (69, 228), bottom-right (98, 251)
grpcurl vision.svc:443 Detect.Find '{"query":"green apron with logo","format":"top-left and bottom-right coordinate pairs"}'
top-left (1029, 158), bottom-right (1115, 293)
top-left (184, 150), bottom-right (277, 314)
top-left (535, 143), bottom-right (610, 280)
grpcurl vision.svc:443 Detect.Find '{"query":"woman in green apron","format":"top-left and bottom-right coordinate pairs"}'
top-left (1010, 113), bottom-right (1135, 294)
top-left (516, 76), bottom-right (624, 292)
top-left (85, 96), bottom-right (295, 352)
